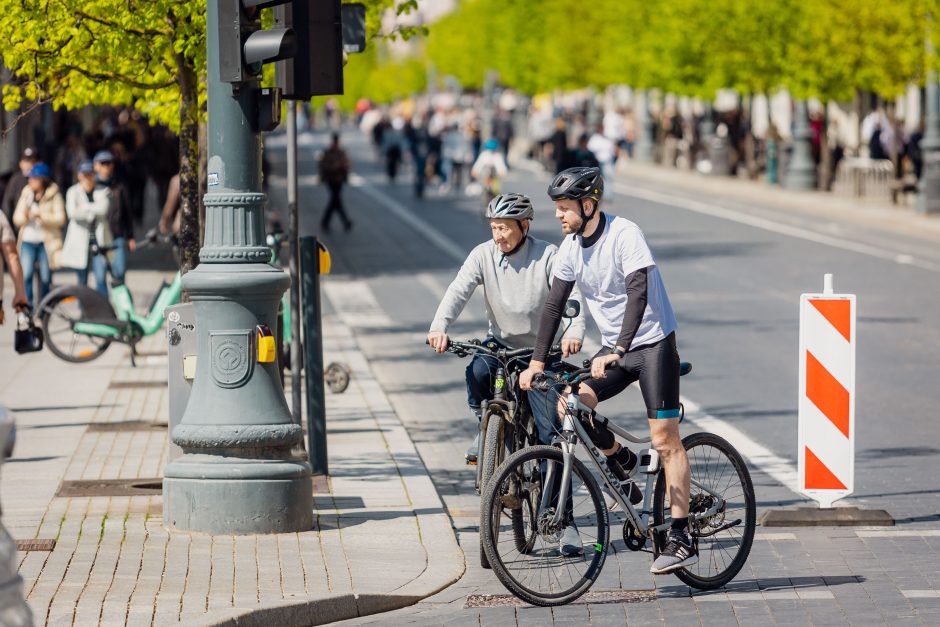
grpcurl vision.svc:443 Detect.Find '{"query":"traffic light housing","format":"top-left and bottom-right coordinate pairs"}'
top-left (218, 0), bottom-right (297, 84)
top-left (275, 0), bottom-right (343, 99)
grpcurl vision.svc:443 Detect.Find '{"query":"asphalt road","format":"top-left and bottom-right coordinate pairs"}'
top-left (263, 127), bottom-right (940, 625)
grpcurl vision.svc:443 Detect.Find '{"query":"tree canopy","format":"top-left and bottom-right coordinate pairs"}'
top-left (422, 0), bottom-right (936, 102)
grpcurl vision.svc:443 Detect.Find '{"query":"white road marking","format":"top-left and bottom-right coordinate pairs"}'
top-left (613, 183), bottom-right (940, 274)
top-left (901, 590), bottom-right (940, 598)
top-left (353, 177), bottom-right (805, 499)
top-left (856, 529), bottom-right (940, 538)
top-left (355, 181), bottom-right (466, 264)
top-left (754, 532), bottom-right (797, 541)
top-left (520, 158), bottom-right (940, 272)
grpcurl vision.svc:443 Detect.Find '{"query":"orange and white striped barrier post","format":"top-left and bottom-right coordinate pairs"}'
top-left (798, 274), bottom-right (856, 509)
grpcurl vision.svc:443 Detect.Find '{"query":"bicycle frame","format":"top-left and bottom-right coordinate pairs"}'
top-left (545, 391), bottom-right (728, 540)
top-left (71, 272), bottom-right (182, 339)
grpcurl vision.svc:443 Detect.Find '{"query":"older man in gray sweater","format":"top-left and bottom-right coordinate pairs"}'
top-left (428, 193), bottom-right (585, 462)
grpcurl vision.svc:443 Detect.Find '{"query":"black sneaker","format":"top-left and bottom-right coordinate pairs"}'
top-left (650, 529), bottom-right (698, 574)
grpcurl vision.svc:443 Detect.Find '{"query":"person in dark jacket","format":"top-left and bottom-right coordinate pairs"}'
top-left (1, 148), bottom-right (39, 236)
top-left (319, 134), bottom-right (352, 232)
top-left (93, 150), bottom-right (135, 284)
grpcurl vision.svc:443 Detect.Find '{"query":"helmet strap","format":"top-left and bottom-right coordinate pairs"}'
top-left (576, 198), bottom-right (593, 236)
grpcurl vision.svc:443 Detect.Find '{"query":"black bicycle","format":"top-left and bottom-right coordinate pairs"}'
top-left (480, 361), bottom-right (756, 605)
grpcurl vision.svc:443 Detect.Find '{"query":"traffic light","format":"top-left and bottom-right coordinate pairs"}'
top-left (274, 0), bottom-right (343, 99)
top-left (218, 0), bottom-right (297, 84)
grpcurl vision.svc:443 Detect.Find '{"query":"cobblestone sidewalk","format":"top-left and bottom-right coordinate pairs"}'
top-left (6, 311), bottom-right (463, 626)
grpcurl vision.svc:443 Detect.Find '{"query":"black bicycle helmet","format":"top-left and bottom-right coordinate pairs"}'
top-left (547, 167), bottom-right (604, 202)
top-left (547, 167), bottom-right (604, 236)
top-left (485, 193), bottom-right (535, 221)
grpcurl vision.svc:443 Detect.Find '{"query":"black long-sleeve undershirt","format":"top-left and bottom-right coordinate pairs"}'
top-left (615, 266), bottom-right (650, 351)
top-left (533, 278), bottom-right (574, 363)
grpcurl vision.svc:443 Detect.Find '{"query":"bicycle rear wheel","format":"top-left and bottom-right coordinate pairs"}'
top-left (481, 445), bottom-right (608, 606)
top-left (41, 293), bottom-right (111, 363)
top-left (652, 432), bottom-right (755, 590)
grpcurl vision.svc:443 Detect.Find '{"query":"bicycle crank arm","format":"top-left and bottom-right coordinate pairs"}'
top-left (692, 518), bottom-right (742, 538)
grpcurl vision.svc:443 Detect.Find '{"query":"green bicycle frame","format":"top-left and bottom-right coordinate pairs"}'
top-left (72, 272), bottom-right (183, 338)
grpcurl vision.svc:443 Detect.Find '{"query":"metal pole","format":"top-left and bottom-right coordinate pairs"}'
top-left (634, 90), bottom-right (656, 163)
top-left (918, 29), bottom-right (940, 215)
top-left (287, 101), bottom-right (303, 423)
top-left (301, 236), bottom-right (327, 475)
top-left (163, 0), bottom-right (312, 535)
top-left (785, 99), bottom-right (818, 191)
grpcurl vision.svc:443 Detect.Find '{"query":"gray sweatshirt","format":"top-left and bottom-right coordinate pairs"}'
top-left (430, 237), bottom-right (586, 348)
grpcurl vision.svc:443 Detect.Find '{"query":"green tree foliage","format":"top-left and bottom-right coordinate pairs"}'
top-left (785, 0), bottom-right (923, 101)
top-left (423, 0), bottom-right (933, 102)
top-left (0, 0), bottom-right (418, 271)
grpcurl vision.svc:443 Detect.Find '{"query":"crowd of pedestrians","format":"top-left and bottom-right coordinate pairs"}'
top-left (0, 108), bottom-right (180, 327)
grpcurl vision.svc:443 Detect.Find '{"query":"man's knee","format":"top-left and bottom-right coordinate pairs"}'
top-left (650, 422), bottom-right (683, 460)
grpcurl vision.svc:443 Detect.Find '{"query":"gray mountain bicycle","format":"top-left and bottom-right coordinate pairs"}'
top-left (480, 361), bottom-right (755, 606)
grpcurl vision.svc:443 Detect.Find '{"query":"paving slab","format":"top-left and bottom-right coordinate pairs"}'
top-left (3, 277), bottom-right (464, 625)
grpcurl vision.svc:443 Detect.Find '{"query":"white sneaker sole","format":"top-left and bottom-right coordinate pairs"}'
top-left (650, 553), bottom-right (698, 575)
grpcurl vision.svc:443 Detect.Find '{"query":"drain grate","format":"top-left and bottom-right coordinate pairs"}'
top-left (87, 421), bottom-right (168, 432)
top-left (107, 380), bottom-right (167, 389)
top-left (56, 478), bottom-right (163, 497)
top-left (16, 539), bottom-right (56, 552)
top-left (465, 590), bottom-right (656, 608)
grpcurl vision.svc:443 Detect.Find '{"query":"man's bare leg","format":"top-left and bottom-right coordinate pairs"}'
top-left (649, 418), bottom-right (690, 519)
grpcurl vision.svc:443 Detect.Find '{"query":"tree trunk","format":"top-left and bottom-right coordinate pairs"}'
top-left (177, 59), bottom-right (201, 274)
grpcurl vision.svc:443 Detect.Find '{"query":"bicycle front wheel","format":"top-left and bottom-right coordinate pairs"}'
top-left (652, 432), bottom-right (756, 590)
top-left (479, 412), bottom-right (510, 569)
top-left (481, 445), bottom-right (608, 606)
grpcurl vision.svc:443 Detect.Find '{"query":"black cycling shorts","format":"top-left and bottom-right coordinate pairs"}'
top-left (585, 332), bottom-right (681, 420)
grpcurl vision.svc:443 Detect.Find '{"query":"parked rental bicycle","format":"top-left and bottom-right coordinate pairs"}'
top-left (38, 229), bottom-right (179, 366)
top-left (480, 360), bottom-right (755, 606)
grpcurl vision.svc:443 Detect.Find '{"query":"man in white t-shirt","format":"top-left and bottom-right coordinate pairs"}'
top-left (520, 167), bottom-right (696, 574)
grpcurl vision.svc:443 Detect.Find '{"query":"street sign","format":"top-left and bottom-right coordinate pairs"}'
top-left (798, 274), bottom-right (856, 508)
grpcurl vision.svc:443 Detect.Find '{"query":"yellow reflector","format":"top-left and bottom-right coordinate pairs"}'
top-left (63, 297), bottom-right (77, 304)
top-left (256, 324), bottom-right (276, 363)
top-left (318, 242), bottom-right (331, 275)
top-left (78, 350), bottom-right (94, 357)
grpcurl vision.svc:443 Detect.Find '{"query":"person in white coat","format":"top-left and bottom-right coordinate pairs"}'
top-left (60, 160), bottom-right (111, 297)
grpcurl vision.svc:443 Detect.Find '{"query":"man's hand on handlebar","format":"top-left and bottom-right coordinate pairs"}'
top-left (591, 352), bottom-right (621, 380)
top-left (561, 338), bottom-right (581, 358)
top-left (519, 360), bottom-right (545, 391)
top-left (427, 331), bottom-right (449, 353)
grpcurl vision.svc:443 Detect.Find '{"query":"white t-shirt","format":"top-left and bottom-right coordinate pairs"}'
top-left (587, 133), bottom-right (616, 164)
top-left (554, 215), bottom-right (677, 350)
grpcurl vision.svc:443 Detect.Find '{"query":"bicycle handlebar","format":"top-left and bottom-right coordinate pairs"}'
top-left (426, 338), bottom-right (561, 360)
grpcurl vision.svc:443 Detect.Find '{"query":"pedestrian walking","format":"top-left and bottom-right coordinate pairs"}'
top-left (587, 124), bottom-right (616, 193)
top-left (0, 210), bottom-right (28, 323)
top-left (319, 133), bottom-right (352, 232)
top-left (13, 163), bottom-right (66, 309)
top-left (1, 148), bottom-right (39, 235)
top-left (382, 118), bottom-right (405, 183)
top-left (407, 117), bottom-right (432, 199)
top-left (158, 173), bottom-right (181, 236)
top-left (94, 150), bottom-right (136, 284)
top-left (60, 160), bottom-right (110, 296)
